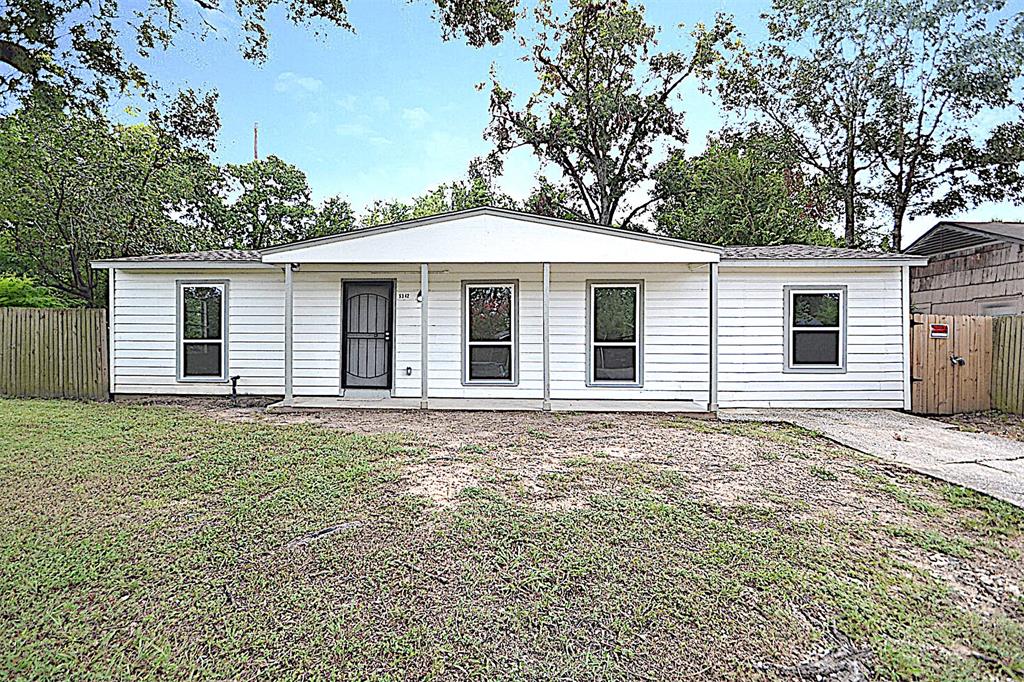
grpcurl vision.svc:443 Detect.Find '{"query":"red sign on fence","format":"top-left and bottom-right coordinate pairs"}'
top-left (930, 323), bottom-right (949, 339)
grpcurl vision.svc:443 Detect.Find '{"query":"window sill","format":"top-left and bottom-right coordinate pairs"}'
top-left (177, 377), bottom-right (230, 383)
top-left (462, 380), bottom-right (519, 387)
top-left (783, 366), bottom-right (847, 374)
top-left (586, 382), bottom-right (644, 388)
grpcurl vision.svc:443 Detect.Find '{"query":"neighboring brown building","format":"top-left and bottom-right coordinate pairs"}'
top-left (904, 221), bottom-right (1024, 316)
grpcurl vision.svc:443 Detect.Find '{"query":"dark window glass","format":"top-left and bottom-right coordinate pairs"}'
top-left (184, 286), bottom-right (223, 340)
top-left (792, 331), bottom-right (840, 366)
top-left (593, 287), bottom-right (637, 342)
top-left (469, 286), bottom-right (512, 341)
top-left (792, 293), bottom-right (840, 327)
top-left (184, 342), bottom-right (223, 376)
top-left (469, 345), bottom-right (512, 380)
top-left (594, 346), bottom-right (636, 382)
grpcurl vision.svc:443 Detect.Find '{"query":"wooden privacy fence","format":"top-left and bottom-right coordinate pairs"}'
top-left (992, 315), bottom-right (1024, 414)
top-left (0, 307), bottom-right (109, 401)
top-left (911, 313), bottom-right (1024, 415)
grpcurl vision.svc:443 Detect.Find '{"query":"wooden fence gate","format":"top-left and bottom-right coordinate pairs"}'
top-left (0, 307), bottom-right (109, 401)
top-left (910, 314), bottom-right (993, 415)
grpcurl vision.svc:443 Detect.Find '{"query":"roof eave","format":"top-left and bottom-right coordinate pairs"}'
top-left (904, 222), bottom-right (1024, 255)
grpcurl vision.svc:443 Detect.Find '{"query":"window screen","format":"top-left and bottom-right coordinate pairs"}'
top-left (590, 284), bottom-right (640, 383)
top-left (180, 284), bottom-right (226, 379)
top-left (788, 290), bottom-right (843, 369)
top-left (465, 284), bottom-right (515, 382)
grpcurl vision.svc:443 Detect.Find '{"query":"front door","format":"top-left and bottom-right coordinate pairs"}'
top-left (342, 282), bottom-right (393, 389)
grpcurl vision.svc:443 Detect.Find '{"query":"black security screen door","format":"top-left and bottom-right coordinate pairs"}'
top-left (342, 282), bottom-right (393, 389)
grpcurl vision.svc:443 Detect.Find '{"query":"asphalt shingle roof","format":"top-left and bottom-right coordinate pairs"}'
top-left (107, 250), bottom-right (262, 262)
top-left (722, 245), bottom-right (910, 260)
top-left (104, 244), bottom-right (910, 263)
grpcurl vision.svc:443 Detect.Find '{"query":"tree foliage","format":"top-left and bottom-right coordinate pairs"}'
top-left (486, 0), bottom-right (733, 228)
top-left (654, 130), bottom-right (837, 246)
top-left (313, 195), bottom-right (357, 236)
top-left (0, 92), bottom-right (222, 304)
top-left (0, 0), bottom-right (520, 111)
top-left (719, 0), bottom-right (1024, 249)
top-left (222, 155), bottom-right (317, 249)
top-left (362, 170), bottom-right (516, 227)
top-left (0, 274), bottom-right (70, 307)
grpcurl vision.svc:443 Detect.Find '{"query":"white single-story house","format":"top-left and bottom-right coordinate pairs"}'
top-left (91, 207), bottom-right (928, 412)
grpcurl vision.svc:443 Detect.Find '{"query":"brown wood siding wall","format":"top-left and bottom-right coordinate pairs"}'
top-left (910, 243), bottom-right (1024, 315)
top-left (0, 307), bottom-right (109, 401)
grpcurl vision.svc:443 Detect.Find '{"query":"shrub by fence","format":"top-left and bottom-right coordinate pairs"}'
top-left (0, 307), bottom-right (109, 401)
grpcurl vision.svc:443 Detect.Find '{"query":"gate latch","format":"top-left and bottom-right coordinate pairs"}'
top-left (950, 354), bottom-right (966, 367)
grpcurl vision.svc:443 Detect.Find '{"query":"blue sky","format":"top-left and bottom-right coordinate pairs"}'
top-left (115, 0), bottom-right (1019, 245)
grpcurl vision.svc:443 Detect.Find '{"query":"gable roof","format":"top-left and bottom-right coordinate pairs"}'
top-left (260, 206), bottom-right (720, 259)
top-left (91, 207), bottom-right (927, 268)
top-left (258, 206), bottom-right (720, 264)
top-left (903, 221), bottom-right (1024, 256)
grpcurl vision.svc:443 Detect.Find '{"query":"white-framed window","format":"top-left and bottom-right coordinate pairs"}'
top-left (178, 281), bottom-right (228, 381)
top-left (463, 282), bottom-right (516, 384)
top-left (588, 282), bottom-right (642, 385)
top-left (784, 285), bottom-right (846, 372)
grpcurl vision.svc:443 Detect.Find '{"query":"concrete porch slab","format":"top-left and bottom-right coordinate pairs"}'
top-left (269, 397), bottom-right (706, 413)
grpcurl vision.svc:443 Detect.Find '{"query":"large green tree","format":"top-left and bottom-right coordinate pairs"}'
top-left (654, 130), bottom-right (837, 246)
top-left (0, 92), bottom-right (222, 304)
top-left (485, 0), bottom-right (733, 228)
top-left (719, 0), bottom-right (1024, 249)
top-left (0, 0), bottom-right (520, 110)
top-left (222, 155), bottom-right (317, 249)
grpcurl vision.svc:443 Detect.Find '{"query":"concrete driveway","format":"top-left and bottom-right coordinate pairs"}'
top-left (722, 409), bottom-right (1024, 508)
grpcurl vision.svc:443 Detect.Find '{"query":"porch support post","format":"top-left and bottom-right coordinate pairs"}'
top-left (420, 263), bottom-right (429, 409)
top-left (542, 262), bottom-right (551, 410)
top-left (708, 262), bottom-right (719, 412)
top-left (284, 264), bottom-right (294, 405)
top-left (901, 265), bottom-right (912, 411)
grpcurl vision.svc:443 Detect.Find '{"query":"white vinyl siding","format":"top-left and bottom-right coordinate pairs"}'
top-left (110, 261), bottom-right (906, 409)
top-left (549, 265), bottom-right (710, 403)
top-left (112, 269), bottom-right (284, 395)
top-left (718, 267), bottom-right (906, 408)
top-left (292, 266), bottom-right (422, 397)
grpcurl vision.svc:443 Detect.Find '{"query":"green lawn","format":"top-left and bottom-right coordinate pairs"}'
top-left (1, 399), bottom-right (1022, 680)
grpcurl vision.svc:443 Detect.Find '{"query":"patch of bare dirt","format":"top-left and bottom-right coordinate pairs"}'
top-left (939, 410), bottom-right (1024, 443)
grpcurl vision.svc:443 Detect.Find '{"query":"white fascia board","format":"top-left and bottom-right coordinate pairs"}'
top-left (90, 261), bottom-right (275, 270)
top-left (721, 257), bottom-right (928, 268)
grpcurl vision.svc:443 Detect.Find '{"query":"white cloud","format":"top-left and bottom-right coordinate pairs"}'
top-left (401, 107), bottom-right (431, 129)
top-left (274, 71), bottom-right (323, 94)
top-left (335, 122), bottom-right (391, 146)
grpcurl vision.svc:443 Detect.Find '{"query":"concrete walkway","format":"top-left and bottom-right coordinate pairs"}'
top-left (721, 409), bottom-right (1024, 508)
